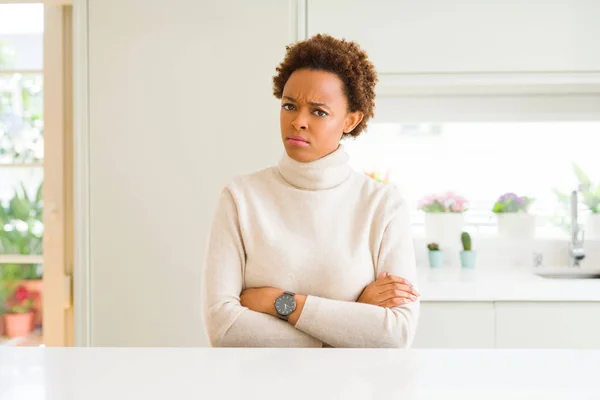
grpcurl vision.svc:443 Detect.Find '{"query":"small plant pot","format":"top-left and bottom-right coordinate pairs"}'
top-left (460, 251), bottom-right (476, 268)
top-left (0, 314), bottom-right (5, 337)
top-left (428, 250), bottom-right (444, 268)
top-left (5, 312), bottom-right (34, 338)
top-left (496, 213), bottom-right (536, 238)
top-left (21, 280), bottom-right (43, 329)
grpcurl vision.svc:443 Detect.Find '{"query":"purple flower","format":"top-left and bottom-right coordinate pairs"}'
top-left (498, 192), bottom-right (517, 202)
top-left (493, 192), bottom-right (535, 213)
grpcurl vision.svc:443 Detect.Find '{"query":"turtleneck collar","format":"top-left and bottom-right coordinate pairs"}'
top-left (276, 144), bottom-right (352, 190)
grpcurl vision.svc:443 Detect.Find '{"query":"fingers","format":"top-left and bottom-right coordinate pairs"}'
top-left (379, 286), bottom-right (418, 300)
top-left (377, 289), bottom-right (418, 308)
top-left (379, 296), bottom-right (415, 308)
top-left (377, 282), bottom-right (419, 296)
top-left (382, 274), bottom-right (414, 286)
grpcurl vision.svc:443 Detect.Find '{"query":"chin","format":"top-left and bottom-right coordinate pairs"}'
top-left (283, 144), bottom-right (315, 162)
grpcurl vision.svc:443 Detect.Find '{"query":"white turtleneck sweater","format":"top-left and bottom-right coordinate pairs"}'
top-left (202, 145), bottom-right (419, 348)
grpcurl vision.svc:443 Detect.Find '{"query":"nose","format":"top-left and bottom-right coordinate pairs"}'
top-left (291, 113), bottom-right (308, 131)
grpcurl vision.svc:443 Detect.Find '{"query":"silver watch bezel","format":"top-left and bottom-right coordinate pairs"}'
top-left (274, 291), bottom-right (296, 318)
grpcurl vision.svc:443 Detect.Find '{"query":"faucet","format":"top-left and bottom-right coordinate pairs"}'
top-left (569, 188), bottom-right (585, 267)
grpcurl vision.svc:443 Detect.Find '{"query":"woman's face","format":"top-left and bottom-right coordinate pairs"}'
top-left (280, 69), bottom-right (363, 162)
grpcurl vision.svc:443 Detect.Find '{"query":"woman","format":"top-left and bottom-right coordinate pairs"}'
top-left (203, 34), bottom-right (420, 348)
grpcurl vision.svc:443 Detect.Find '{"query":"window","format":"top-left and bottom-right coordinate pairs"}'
top-left (343, 121), bottom-right (600, 238)
top-left (0, 3), bottom-right (44, 341)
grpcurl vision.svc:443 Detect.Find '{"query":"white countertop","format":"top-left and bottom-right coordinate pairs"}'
top-left (1, 347), bottom-right (600, 399)
top-left (417, 267), bottom-right (600, 301)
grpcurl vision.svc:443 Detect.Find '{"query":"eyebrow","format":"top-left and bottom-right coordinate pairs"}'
top-left (283, 96), bottom-right (331, 110)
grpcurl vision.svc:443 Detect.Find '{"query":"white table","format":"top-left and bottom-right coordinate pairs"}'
top-left (1, 347), bottom-right (599, 399)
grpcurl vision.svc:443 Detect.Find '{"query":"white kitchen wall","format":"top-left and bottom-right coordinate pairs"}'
top-left (78, 0), bottom-right (600, 347)
top-left (85, 0), bottom-right (299, 346)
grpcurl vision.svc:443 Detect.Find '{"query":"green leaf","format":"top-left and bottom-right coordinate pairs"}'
top-left (35, 181), bottom-right (43, 204)
top-left (552, 188), bottom-right (571, 206)
top-left (9, 195), bottom-right (31, 221)
top-left (0, 203), bottom-right (6, 226)
top-left (572, 162), bottom-right (591, 188)
top-left (0, 264), bottom-right (25, 281)
top-left (19, 182), bottom-right (31, 203)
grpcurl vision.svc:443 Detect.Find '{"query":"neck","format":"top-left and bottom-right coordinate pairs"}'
top-left (277, 145), bottom-right (352, 190)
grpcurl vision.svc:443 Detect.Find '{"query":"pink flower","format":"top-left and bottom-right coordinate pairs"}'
top-left (14, 286), bottom-right (30, 302)
top-left (451, 202), bottom-right (464, 212)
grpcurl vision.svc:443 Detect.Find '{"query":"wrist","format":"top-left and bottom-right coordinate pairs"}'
top-left (287, 294), bottom-right (306, 326)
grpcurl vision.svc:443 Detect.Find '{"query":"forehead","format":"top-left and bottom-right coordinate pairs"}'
top-left (283, 69), bottom-right (345, 104)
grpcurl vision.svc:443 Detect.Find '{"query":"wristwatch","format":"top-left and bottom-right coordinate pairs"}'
top-left (274, 291), bottom-right (296, 321)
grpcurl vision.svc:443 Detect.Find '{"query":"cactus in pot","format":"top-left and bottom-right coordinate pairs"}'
top-left (427, 243), bottom-right (440, 251)
top-left (460, 232), bottom-right (476, 268)
top-left (427, 242), bottom-right (443, 268)
top-left (461, 232), bottom-right (472, 251)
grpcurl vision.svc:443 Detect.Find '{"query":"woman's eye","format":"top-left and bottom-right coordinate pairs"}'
top-left (282, 103), bottom-right (295, 111)
top-left (314, 109), bottom-right (328, 117)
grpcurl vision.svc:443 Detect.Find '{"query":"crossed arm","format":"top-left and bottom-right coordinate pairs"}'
top-left (203, 188), bottom-right (420, 348)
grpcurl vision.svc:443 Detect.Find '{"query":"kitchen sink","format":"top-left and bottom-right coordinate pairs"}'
top-left (533, 267), bottom-right (600, 279)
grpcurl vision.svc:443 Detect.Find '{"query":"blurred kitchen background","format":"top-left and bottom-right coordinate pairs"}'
top-left (1, 0), bottom-right (600, 349)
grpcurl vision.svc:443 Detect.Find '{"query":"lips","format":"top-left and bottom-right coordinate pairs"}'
top-left (287, 136), bottom-right (309, 143)
top-left (286, 135), bottom-right (310, 148)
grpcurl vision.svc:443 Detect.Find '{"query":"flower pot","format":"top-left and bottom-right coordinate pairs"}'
top-left (460, 251), bottom-right (476, 268)
top-left (0, 314), bottom-right (5, 337)
top-left (428, 251), bottom-right (444, 268)
top-left (585, 214), bottom-right (600, 239)
top-left (425, 213), bottom-right (465, 249)
top-left (496, 213), bottom-right (536, 238)
top-left (21, 280), bottom-right (43, 329)
top-left (5, 312), bottom-right (34, 338)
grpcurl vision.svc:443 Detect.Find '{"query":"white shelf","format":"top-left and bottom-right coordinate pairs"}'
top-left (0, 69), bottom-right (43, 75)
top-left (0, 255), bottom-right (43, 264)
top-left (0, 163), bottom-right (43, 168)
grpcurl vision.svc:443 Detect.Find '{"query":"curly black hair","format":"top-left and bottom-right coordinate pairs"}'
top-left (272, 34), bottom-right (378, 138)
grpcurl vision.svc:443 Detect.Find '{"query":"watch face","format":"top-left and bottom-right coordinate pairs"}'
top-left (274, 294), bottom-right (296, 316)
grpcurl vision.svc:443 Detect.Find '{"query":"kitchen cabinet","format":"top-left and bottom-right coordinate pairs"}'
top-left (415, 301), bottom-right (600, 349)
top-left (412, 302), bottom-right (495, 348)
top-left (495, 302), bottom-right (600, 349)
top-left (306, 0), bottom-right (600, 94)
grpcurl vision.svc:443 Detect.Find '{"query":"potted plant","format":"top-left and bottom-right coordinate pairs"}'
top-left (0, 181), bottom-right (44, 329)
top-left (3, 284), bottom-right (36, 338)
top-left (1, 264), bottom-right (24, 336)
top-left (427, 242), bottom-right (443, 268)
top-left (419, 191), bottom-right (468, 250)
top-left (460, 232), bottom-right (476, 268)
top-left (492, 192), bottom-right (536, 238)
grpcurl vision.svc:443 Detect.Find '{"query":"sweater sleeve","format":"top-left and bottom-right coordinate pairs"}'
top-left (293, 192), bottom-right (420, 348)
top-left (203, 187), bottom-right (323, 347)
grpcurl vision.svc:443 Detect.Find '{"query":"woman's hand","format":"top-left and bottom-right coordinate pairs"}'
top-left (240, 287), bottom-right (306, 325)
top-left (357, 272), bottom-right (419, 308)
top-left (240, 287), bottom-right (282, 315)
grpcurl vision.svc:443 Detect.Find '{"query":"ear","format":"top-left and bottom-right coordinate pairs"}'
top-left (343, 111), bottom-right (364, 134)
